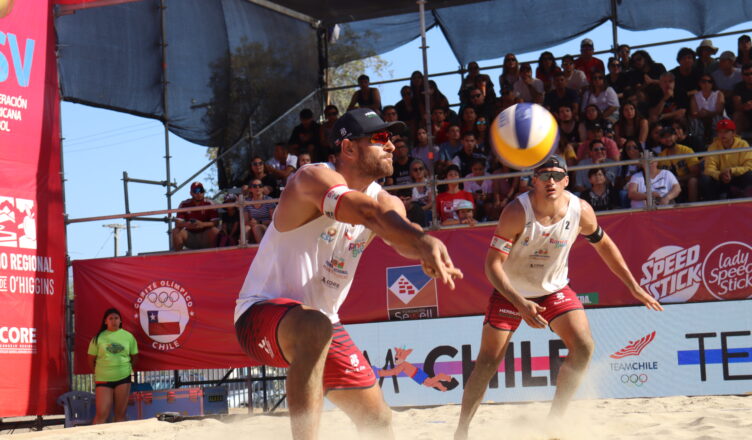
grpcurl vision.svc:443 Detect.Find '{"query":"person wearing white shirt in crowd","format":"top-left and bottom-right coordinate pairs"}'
top-left (561, 54), bottom-right (589, 93)
top-left (464, 159), bottom-right (494, 220)
top-left (266, 142), bottom-right (298, 187)
top-left (581, 72), bottom-right (620, 123)
top-left (627, 160), bottom-right (681, 208)
top-left (512, 63), bottom-right (544, 104)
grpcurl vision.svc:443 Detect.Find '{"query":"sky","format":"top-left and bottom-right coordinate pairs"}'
top-left (61, 19), bottom-right (752, 260)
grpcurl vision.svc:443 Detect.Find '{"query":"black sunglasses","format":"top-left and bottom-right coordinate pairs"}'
top-left (252, 161), bottom-right (264, 165)
top-left (250, 184), bottom-right (263, 188)
top-left (471, 93), bottom-right (482, 98)
top-left (411, 166), bottom-right (425, 172)
top-left (535, 171), bottom-right (567, 182)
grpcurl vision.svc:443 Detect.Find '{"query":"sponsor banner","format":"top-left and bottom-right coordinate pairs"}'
top-left (347, 300), bottom-right (752, 406)
top-left (72, 203), bottom-right (752, 371)
top-left (0, 0), bottom-right (67, 415)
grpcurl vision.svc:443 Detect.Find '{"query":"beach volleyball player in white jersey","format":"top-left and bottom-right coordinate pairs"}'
top-left (234, 108), bottom-right (462, 440)
top-left (455, 155), bottom-right (663, 440)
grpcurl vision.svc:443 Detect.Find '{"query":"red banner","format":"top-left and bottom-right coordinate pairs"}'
top-left (0, 0), bottom-right (68, 416)
top-left (72, 203), bottom-right (752, 373)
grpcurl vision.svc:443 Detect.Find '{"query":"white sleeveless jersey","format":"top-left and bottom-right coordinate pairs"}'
top-left (234, 174), bottom-right (381, 323)
top-left (503, 191), bottom-right (582, 298)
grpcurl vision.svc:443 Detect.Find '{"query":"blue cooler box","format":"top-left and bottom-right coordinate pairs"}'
top-left (202, 386), bottom-right (229, 415)
top-left (139, 388), bottom-right (204, 419)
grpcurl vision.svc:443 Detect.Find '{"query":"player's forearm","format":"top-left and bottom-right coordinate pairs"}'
top-left (593, 234), bottom-right (640, 291)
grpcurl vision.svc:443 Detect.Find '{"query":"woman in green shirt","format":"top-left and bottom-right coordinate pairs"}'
top-left (87, 308), bottom-right (138, 424)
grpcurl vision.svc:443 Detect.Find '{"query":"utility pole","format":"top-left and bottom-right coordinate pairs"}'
top-left (102, 223), bottom-right (132, 257)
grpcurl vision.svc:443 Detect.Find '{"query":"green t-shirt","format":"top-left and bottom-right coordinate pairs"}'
top-left (87, 329), bottom-right (138, 382)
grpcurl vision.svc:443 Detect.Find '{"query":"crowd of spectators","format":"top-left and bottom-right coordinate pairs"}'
top-left (171, 36), bottom-right (752, 251)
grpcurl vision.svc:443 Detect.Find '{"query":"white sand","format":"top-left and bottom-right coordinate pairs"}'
top-left (8, 395), bottom-right (752, 440)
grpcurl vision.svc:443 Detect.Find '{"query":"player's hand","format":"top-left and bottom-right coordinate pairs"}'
top-left (516, 299), bottom-right (548, 328)
top-left (418, 236), bottom-right (463, 289)
top-left (631, 286), bottom-right (664, 311)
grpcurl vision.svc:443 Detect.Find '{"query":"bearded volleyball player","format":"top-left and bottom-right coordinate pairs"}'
top-left (234, 108), bottom-right (463, 440)
top-left (455, 156), bottom-right (662, 439)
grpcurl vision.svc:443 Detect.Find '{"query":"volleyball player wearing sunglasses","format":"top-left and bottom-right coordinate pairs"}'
top-left (455, 155), bottom-right (662, 439)
top-left (234, 108), bottom-right (463, 440)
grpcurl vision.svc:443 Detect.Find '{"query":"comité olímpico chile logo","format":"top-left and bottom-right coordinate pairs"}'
top-left (134, 280), bottom-right (195, 351)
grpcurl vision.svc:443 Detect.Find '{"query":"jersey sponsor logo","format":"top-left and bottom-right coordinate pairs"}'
top-left (319, 227), bottom-right (337, 243)
top-left (639, 245), bottom-right (701, 302)
top-left (0, 196), bottom-right (37, 249)
top-left (551, 291), bottom-right (571, 305)
top-left (321, 277), bottom-right (340, 289)
top-left (324, 256), bottom-right (349, 278)
top-left (549, 238), bottom-right (567, 248)
top-left (386, 265), bottom-right (439, 321)
top-left (521, 236), bottom-right (530, 246)
top-left (258, 336), bottom-right (274, 359)
top-left (530, 248), bottom-right (550, 259)
top-left (348, 241), bottom-right (367, 258)
top-left (529, 263), bottom-right (545, 269)
top-left (497, 307), bottom-right (520, 318)
top-left (701, 241), bottom-right (752, 300)
top-left (133, 280), bottom-right (195, 352)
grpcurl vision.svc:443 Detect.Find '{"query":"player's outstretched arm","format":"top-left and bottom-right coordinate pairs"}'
top-left (485, 201), bottom-right (548, 328)
top-left (287, 165), bottom-right (462, 288)
top-left (579, 200), bottom-right (664, 311)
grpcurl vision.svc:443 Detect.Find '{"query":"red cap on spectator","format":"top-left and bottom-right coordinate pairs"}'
top-left (190, 182), bottom-right (205, 193)
top-left (716, 119), bottom-right (736, 132)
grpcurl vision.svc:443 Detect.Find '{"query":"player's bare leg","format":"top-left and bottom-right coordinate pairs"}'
top-left (277, 306), bottom-right (333, 440)
top-left (455, 324), bottom-right (514, 440)
top-left (548, 309), bottom-right (594, 418)
top-left (327, 385), bottom-right (394, 440)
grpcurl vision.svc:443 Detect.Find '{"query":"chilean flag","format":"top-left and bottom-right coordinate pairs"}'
top-left (147, 310), bottom-right (181, 336)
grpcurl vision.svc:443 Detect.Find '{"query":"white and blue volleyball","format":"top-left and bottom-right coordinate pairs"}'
top-left (490, 103), bottom-right (559, 169)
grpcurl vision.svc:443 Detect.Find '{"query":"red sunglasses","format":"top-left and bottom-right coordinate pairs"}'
top-left (368, 131), bottom-right (391, 146)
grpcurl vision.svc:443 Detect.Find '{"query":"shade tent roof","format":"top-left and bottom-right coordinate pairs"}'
top-left (55, 0), bottom-right (752, 185)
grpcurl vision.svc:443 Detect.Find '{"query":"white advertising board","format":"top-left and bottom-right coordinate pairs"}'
top-left (345, 300), bottom-right (752, 406)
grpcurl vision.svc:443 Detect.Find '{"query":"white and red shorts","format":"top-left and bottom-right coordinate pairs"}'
top-left (483, 286), bottom-right (584, 331)
top-left (234, 298), bottom-right (376, 391)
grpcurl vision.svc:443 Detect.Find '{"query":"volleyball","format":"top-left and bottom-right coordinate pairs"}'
top-left (489, 103), bottom-right (559, 169)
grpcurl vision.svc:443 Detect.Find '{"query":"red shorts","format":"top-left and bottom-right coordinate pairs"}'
top-left (235, 298), bottom-right (376, 391)
top-left (483, 286), bottom-right (583, 331)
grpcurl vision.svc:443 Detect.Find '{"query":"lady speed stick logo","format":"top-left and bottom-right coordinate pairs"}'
top-left (639, 245), bottom-right (702, 302)
top-left (702, 241), bottom-right (752, 300)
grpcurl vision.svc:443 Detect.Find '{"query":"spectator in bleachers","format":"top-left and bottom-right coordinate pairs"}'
top-left (606, 56), bottom-right (630, 97)
top-left (713, 51), bottom-right (741, 118)
top-left (561, 54), bottom-right (589, 93)
top-left (536, 51), bottom-right (560, 92)
top-left (545, 71), bottom-right (580, 115)
top-left (513, 63), bottom-right (544, 104)
top-left (396, 86), bottom-right (419, 131)
top-left (498, 53), bottom-right (520, 92)
top-left (555, 136), bottom-right (578, 167)
top-left (244, 178), bottom-right (275, 244)
top-left (617, 44), bottom-right (632, 71)
top-left (382, 105), bottom-right (399, 123)
top-left (438, 123), bottom-right (462, 162)
top-left (577, 105), bottom-right (605, 143)
top-left (556, 104), bottom-right (581, 147)
top-left (497, 83), bottom-right (517, 114)
top-left (670, 47), bottom-right (701, 112)
top-left (617, 140), bottom-right (644, 193)
top-left (628, 160), bottom-right (681, 208)
top-left (409, 70), bottom-right (426, 113)
top-left (408, 159), bottom-right (434, 227)
top-left (245, 155), bottom-right (279, 198)
top-left (574, 139), bottom-right (620, 193)
top-left (627, 50), bottom-right (666, 90)
top-left (574, 38), bottom-right (605, 81)
top-left (424, 80), bottom-right (450, 116)
top-left (459, 106), bottom-right (478, 135)
top-left (436, 165), bottom-right (475, 223)
top-left (172, 182), bottom-right (220, 251)
top-left (464, 158), bottom-right (494, 220)
top-left (736, 34), bottom-right (752, 68)
top-left (488, 163), bottom-right (522, 220)
top-left (297, 152), bottom-right (312, 168)
top-left (318, 105), bottom-right (339, 160)
top-left (452, 132), bottom-right (486, 176)
top-left (288, 108), bottom-right (320, 158)
top-left (732, 62), bottom-right (752, 133)
top-left (702, 119), bottom-right (752, 199)
top-left (386, 138), bottom-right (413, 186)
top-left (581, 71), bottom-right (620, 123)
top-left (671, 118), bottom-right (705, 153)
top-left (581, 168), bottom-right (621, 211)
top-left (468, 86), bottom-right (495, 122)
top-left (347, 74), bottom-right (382, 113)
top-left (411, 127), bottom-right (432, 166)
top-left (442, 199), bottom-right (477, 227)
top-left (696, 39), bottom-right (719, 75)
top-left (690, 73), bottom-right (725, 144)
top-left (656, 126), bottom-right (701, 202)
top-left (432, 109), bottom-right (452, 148)
top-left (475, 116), bottom-right (490, 151)
top-left (645, 72), bottom-right (686, 123)
top-left (645, 122), bottom-right (665, 154)
top-left (216, 193), bottom-right (248, 247)
top-left (615, 102), bottom-right (648, 148)
top-left (266, 142), bottom-right (297, 188)
top-left (460, 61), bottom-right (495, 104)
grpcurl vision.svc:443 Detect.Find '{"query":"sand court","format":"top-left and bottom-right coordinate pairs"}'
top-left (8, 395), bottom-right (752, 440)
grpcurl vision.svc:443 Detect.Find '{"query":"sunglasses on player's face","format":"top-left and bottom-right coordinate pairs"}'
top-left (365, 131), bottom-right (390, 146)
top-left (535, 171), bottom-right (567, 182)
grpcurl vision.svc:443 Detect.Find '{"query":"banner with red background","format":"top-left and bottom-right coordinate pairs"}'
top-left (72, 203), bottom-right (752, 372)
top-left (0, 0), bottom-right (68, 416)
